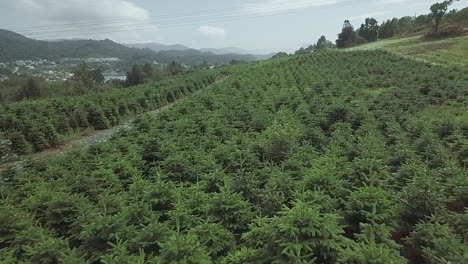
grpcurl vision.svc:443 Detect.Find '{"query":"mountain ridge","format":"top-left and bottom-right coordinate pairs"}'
top-left (126, 42), bottom-right (270, 56)
top-left (0, 29), bottom-right (272, 65)
top-left (125, 43), bottom-right (191, 52)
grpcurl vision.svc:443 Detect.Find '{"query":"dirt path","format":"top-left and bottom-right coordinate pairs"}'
top-left (1, 77), bottom-right (228, 171)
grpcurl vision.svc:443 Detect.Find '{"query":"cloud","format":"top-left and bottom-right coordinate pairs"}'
top-left (197, 26), bottom-right (226, 38)
top-left (242, 0), bottom-right (339, 15)
top-left (3, 0), bottom-right (157, 42)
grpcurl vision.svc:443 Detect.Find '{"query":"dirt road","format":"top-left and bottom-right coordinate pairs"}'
top-left (0, 77), bottom-right (228, 171)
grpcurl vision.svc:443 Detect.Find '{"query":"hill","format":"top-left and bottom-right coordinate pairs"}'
top-left (127, 43), bottom-right (262, 56)
top-left (0, 29), bottom-right (272, 65)
top-left (125, 42), bottom-right (191, 52)
top-left (199, 47), bottom-right (252, 55)
top-left (0, 29), bottom-right (157, 61)
top-left (348, 35), bottom-right (468, 67)
top-left (1, 50), bottom-right (467, 263)
top-left (154, 49), bottom-right (270, 65)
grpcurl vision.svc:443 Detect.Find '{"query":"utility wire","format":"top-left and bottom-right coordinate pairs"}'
top-left (16, 0), bottom-right (372, 38)
top-left (11, 0), bottom-right (343, 32)
top-left (14, 0), bottom-right (374, 40)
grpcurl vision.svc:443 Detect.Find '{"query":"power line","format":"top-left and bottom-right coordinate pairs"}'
top-left (10, 0), bottom-right (341, 32)
top-left (18, 0), bottom-right (373, 39)
top-left (12, 0), bottom-right (367, 38)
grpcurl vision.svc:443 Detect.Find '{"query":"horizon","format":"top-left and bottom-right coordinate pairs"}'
top-left (1, 0), bottom-right (466, 53)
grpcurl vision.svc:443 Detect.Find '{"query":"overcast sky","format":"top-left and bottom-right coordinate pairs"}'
top-left (1, 0), bottom-right (466, 53)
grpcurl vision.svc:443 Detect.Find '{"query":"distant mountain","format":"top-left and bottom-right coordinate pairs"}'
top-left (128, 43), bottom-right (268, 56)
top-left (46, 38), bottom-right (87, 42)
top-left (199, 47), bottom-right (252, 55)
top-left (154, 49), bottom-right (270, 65)
top-left (0, 29), bottom-right (156, 61)
top-left (0, 29), bottom-right (272, 65)
top-left (126, 43), bottom-right (191, 52)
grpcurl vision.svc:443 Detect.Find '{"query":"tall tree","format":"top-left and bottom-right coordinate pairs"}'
top-left (336, 20), bottom-right (357, 48)
top-left (142, 63), bottom-right (154, 79)
top-left (167, 61), bottom-right (185, 75)
top-left (379, 19), bottom-right (397, 39)
top-left (16, 77), bottom-right (41, 100)
top-left (359, 18), bottom-right (380, 42)
top-left (430, 0), bottom-right (459, 32)
top-left (72, 63), bottom-right (94, 89)
top-left (315, 35), bottom-right (335, 50)
top-left (91, 69), bottom-right (105, 85)
top-left (125, 65), bottom-right (145, 87)
top-left (272, 52), bottom-right (288, 59)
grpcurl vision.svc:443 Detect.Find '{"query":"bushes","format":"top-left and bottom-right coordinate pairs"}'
top-left (243, 201), bottom-right (346, 263)
top-left (424, 24), bottom-right (464, 40)
top-left (1, 50), bottom-right (466, 263)
top-left (406, 217), bottom-right (468, 263)
top-left (0, 69), bottom-right (228, 156)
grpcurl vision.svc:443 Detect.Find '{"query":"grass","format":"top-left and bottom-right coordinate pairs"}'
top-left (349, 35), bottom-right (468, 67)
top-left (415, 104), bottom-right (468, 123)
top-left (363, 87), bottom-right (387, 96)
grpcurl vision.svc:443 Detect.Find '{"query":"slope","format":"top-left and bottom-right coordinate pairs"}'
top-left (348, 35), bottom-right (468, 67)
top-left (0, 29), bottom-right (157, 61)
top-left (1, 50), bottom-right (467, 263)
top-left (0, 29), bottom-right (272, 65)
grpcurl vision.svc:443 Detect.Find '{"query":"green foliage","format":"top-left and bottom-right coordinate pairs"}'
top-left (166, 61), bottom-right (185, 76)
top-left (0, 135), bottom-right (17, 162)
top-left (345, 186), bottom-right (400, 241)
top-left (295, 36), bottom-right (335, 54)
top-left (0, 68), bottom-right (227, 156)
top-left (72, 63), bottom-right (96, 89)
top-left (16, 77), bottom-right (41, 100)
top-left (156, 233), bottom-right (212, 264)
top-left (359, 18), bottom-right (380, 42)
top-left (407, 216), bottom-right (468, 264)
top-left (336, 20), bottom-right (357, 48)
top-left (430, 1), bottom-right (459, 32)
top-left (208, 190), bottom-right (253, 233)
top-left (1, 50), bottom-right (466, 264)
top-left (243, 201), bottom-right (346, 263)
top-left (315, 35), bottom-right (336, 50)
top-left (339, 240), bottom-right (407, 264)
top-left (126, 65), bottom-right (148, 87)
top-left (273, 52), bottom-right (289, 59)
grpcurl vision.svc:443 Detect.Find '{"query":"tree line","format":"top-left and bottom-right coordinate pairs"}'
top-left (336, 0), bottom-right (464, 48)
top-left (0, 61), bottom-right (191, 103)
top-left (282, 0), bottom-right (467, 55)
top-left (0, 67), bottom-right (229, 158)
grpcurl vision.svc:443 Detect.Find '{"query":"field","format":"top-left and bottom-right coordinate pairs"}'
top-left (1, 50), bottom-right (467, 263)
top-left (349, 35), bottom-right (468, 67)
top-left (0, 69), bottom-right (229, 158)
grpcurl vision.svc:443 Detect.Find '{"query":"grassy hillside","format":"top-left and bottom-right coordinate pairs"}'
top-left (349, 35), bottom-right (468, 67)
top-left (1, 50), bottom-right (467, 263)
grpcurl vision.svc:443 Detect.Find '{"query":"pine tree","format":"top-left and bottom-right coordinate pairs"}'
top-left (28, 130), bottom-right (50, 152)
top-left (87, 108), bottom-right (110, 130)
top-left (244, 201), bottom-right (346, 263)
top-left (156, 233), bottom-right (212, 264)
top-left (407, 216), bottom-right (468, 264)
top-left (0, 136), bottom-right (16, 162)
top-left (8, 131), bottom-right (32, 155)
top-left (41, 123), bottom-right (60, 146)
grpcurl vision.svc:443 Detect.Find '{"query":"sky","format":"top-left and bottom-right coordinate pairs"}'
top-left (1, 0), bottom-right (466, 53)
